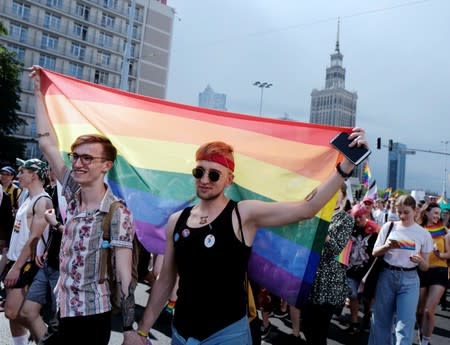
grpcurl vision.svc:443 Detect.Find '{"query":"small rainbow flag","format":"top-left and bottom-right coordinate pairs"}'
top-left (383, 187), bottom-right (392, 200)
top-left (425, 224), bottom-right (448, 238)
top-left (335, 240), bottom-right (352, 266)
top-left (38, 69), bottom-right (349, 307)
top-left (362, 162), bottom-right (372, 188)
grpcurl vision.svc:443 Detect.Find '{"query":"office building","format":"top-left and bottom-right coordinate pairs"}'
top-left (309, 21), bottom-right (357, 127)
top-left (198, 84), bottom-right (227, 111)
top-left (0, 0), bottom-right (174, 157)
top-left (387, 142), bottom-right (407, 190)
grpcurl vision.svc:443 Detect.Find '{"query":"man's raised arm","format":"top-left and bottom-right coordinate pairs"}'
top-left (29, 66), bottom-right (67, 183)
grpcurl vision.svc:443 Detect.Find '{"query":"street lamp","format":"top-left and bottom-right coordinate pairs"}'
top-left (441, 140), bottom-right (449, 198)
top-left (253, 81), bottom-right (273, 116)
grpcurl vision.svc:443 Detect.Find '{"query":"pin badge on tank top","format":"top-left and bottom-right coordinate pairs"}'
top-left (174, 233), bottom-right (180, 242)
top-left (182, 228), bottom-right (190, 238)
top-left (204, 234), bottom-right (215, 248)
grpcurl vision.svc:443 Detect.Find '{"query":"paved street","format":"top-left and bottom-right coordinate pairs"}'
top-left (0, 284), bottom-right (448, 344)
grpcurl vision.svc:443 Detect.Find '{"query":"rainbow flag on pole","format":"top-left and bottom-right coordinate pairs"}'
top-left (362, 162), bottom-right (372, 187)
top-left (38, 69), bottom-right (350, 307)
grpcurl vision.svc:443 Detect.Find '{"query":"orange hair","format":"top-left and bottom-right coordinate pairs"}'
top-left (196, 141), bottom-right (234, 171)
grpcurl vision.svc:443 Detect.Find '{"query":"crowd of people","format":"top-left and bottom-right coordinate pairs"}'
top-left (0, 65), bottom-right (448, 345)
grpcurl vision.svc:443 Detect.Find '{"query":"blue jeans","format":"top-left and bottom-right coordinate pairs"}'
top-left (368, 267), bottom-right (419, 345)
top-left (171, 315), bottom-right (252, 345)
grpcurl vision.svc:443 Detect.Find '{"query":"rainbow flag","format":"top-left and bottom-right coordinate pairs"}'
top-left (425, 224), bottom-right (448, 238)
top-left (38, 69), bottom-right (349, 307)
top-left (362, 162), bottom-right (372, 187)
top-left (335, 240), bottom-right (352, 266)
top-left (383, 187), bottom-right (392, 200)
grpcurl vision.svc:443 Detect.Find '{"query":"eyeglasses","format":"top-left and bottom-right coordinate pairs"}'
top-left (68, 152), bottom-right (107, 165)
top-left (192, 167), bottom-right (222, 182)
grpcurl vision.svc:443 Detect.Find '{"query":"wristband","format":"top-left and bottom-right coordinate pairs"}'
top-left (123, 325), bottom-right (133, 332)
top-left (335, 162), bottom-right (353, 179)
top-left (36, 132), bottom-right (50, 138)
top-left (137, 329), bottom-right (148, 337)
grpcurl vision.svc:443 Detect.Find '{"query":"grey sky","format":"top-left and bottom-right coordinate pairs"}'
top-left (165, 0), bottom-right (450, 195)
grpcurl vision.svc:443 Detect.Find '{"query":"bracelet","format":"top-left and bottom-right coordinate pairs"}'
top-left (137, 329), bottom-right (148, 337)
top-left (36, 132), bottom-right (50, 138)
top-left (336, 162), bottom-right (353, 179)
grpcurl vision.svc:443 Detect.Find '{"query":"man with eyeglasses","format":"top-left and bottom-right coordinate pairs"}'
top-left (136, 130), bottom-right (369, 344)
top-left (30, 66), bottom-right (140, 345)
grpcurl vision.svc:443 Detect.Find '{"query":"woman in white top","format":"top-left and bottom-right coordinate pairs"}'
top-left (368, 195), bottom-right (433, 345)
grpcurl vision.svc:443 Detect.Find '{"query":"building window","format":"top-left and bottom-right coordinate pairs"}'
top-left (75, 3), bottom-right (90, 20)
top-left (12, 1), bottom-right (31, 21)
top-left (126, 24), bottom-right (139, 39)
top-left (101, 13), bottom-right (115, 28)
top-left (47, 0), bottom-right (63, 8)
top-left (6, 44), bottom-right (25, 63)
top-left (9, 23), bottom-right (28, 43)
top-left (97, 51), bottom-right (111, 66)
top-left (68, 62), bottom-right (83, 79)
top-left (71, 42), bottom-right (86, 60)
top-left (41, 33), bottom-right (58, 50)
top-left (94, 70), bottom-right (109, 85)
top-left (44, 12), bottom-right (61, 30)
top-left (103, 0), bottom-right (117, 9)
top-left (39, 54), bottom-right (56, 70)
top-left (98, 32), bottom-right (113, 47)
top-left (128, 4), bottom-right (142, 21)
top-left (73, 23), bottom-right (88, 40)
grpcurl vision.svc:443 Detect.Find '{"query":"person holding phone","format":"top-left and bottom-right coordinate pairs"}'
top-left (368, 195), bottom-right (433, 345)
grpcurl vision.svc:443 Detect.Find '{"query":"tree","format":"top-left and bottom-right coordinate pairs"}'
top-left (0, 22), bottom-right (26, 164)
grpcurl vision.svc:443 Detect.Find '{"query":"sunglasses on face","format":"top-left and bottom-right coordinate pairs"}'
top-left (192, 167), bottom-right (222, 182)
top-left (68, 152), bottom-right (107, 165)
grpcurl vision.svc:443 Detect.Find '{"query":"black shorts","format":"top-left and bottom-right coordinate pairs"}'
top-left (419, 267), bottom-right (449, 288)
top-left (1, 260), bottom-right (39, 289)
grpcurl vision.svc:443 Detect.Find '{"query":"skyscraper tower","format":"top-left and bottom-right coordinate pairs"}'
top-left (198, 85), bottom-right (227, 111)
top-left (310, 19), bottom-right (357, 127)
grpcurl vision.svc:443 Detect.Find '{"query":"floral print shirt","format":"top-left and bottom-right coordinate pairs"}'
top-left (57, 170), bottom-right (134, 317)
top-left (308, 211), bottom-right (354, 307)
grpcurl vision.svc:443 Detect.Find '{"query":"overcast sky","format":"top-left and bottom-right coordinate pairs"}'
top-left (164, 0), bottom-right (450, 195)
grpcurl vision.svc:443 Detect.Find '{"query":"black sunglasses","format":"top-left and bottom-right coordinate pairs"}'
top-left (192, 167), bottom-right (222, 182)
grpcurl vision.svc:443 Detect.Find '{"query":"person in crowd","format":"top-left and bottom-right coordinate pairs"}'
top-left (19, 168), bottom-right (64, 342)
top-left (302, 183), bottom-right (354, 345)
top-left (135, 128), bottom-right (369, 344)
top-left (2, 159), bottom-right (52, 345)
top-left (416, 202), bottom-right (450, 345)
top-left (368, 195), bottom-right (433, 345)
top-left (373, 198), bottom-right (387, 225)
top-left (362, 196), bottom-right (376, 221)
top-left (0, 166), bottom-right (22, 218)
top-left (345, 203), bottom-right (379, 334)
top-left (387, 197), bottom-right (400, 222)
top-left (30, 65), bottom-right (140, 345)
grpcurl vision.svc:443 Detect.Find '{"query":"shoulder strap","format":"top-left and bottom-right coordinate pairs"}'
top-left (99, 200), bottom-right (123, 284)
top-left (383, 221), bottom-right (395, 244)
top-left (234, 201), bottom-right (245, 246)
top-left (173, 206), bottom-right (194, 234)
top-left (32, 194), bottom-right (52, 216)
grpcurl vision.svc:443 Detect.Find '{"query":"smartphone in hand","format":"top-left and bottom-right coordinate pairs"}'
top-left (330, 132), bottom-right (371, 166)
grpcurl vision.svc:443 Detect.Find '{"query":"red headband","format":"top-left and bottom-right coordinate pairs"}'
top-left (207, 154), bottom-right (235, 172)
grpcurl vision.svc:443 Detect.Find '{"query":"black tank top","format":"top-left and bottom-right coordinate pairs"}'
top-left (173, 200), bottom-right (251, 340)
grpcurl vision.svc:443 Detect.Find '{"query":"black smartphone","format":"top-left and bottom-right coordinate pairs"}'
top-left (330, 132), bottom-right (371, 166)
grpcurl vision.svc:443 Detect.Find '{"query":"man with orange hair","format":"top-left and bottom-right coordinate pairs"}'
top-left (136, 129), bottom-right (369, 344)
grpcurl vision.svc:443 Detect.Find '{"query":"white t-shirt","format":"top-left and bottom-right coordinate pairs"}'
top-left (374, 221), bottom-right (433, 269)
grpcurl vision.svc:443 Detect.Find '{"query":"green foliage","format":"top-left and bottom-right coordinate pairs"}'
top-left (0, 21), bottom-right (26, 163)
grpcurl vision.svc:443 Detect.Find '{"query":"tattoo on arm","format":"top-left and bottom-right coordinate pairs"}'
top-left (304, 188), bottom-right (318, 202)
top-left (120, 282), bottom-right (136, 329)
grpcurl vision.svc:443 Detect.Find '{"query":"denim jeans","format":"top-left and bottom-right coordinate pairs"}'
top-left (171, 315), bottom-right (252, 345)
top-left (368, 267), bottom-right (419, 345)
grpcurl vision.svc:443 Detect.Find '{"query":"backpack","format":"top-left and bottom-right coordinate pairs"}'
top-left (98, 200), bottom-right (140, 314)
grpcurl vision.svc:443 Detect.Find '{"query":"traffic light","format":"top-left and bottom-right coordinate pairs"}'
top-left (376, 137), bottom-right (381, 149)
top-left (388, 139), bottom-right (393, 151)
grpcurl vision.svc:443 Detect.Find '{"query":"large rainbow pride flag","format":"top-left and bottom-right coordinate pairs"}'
top-left (38, 69), bottom-right (351, 307)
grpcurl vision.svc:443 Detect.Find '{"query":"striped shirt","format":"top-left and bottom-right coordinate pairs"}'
top-left (57, 170), bottom-right (134, 317)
